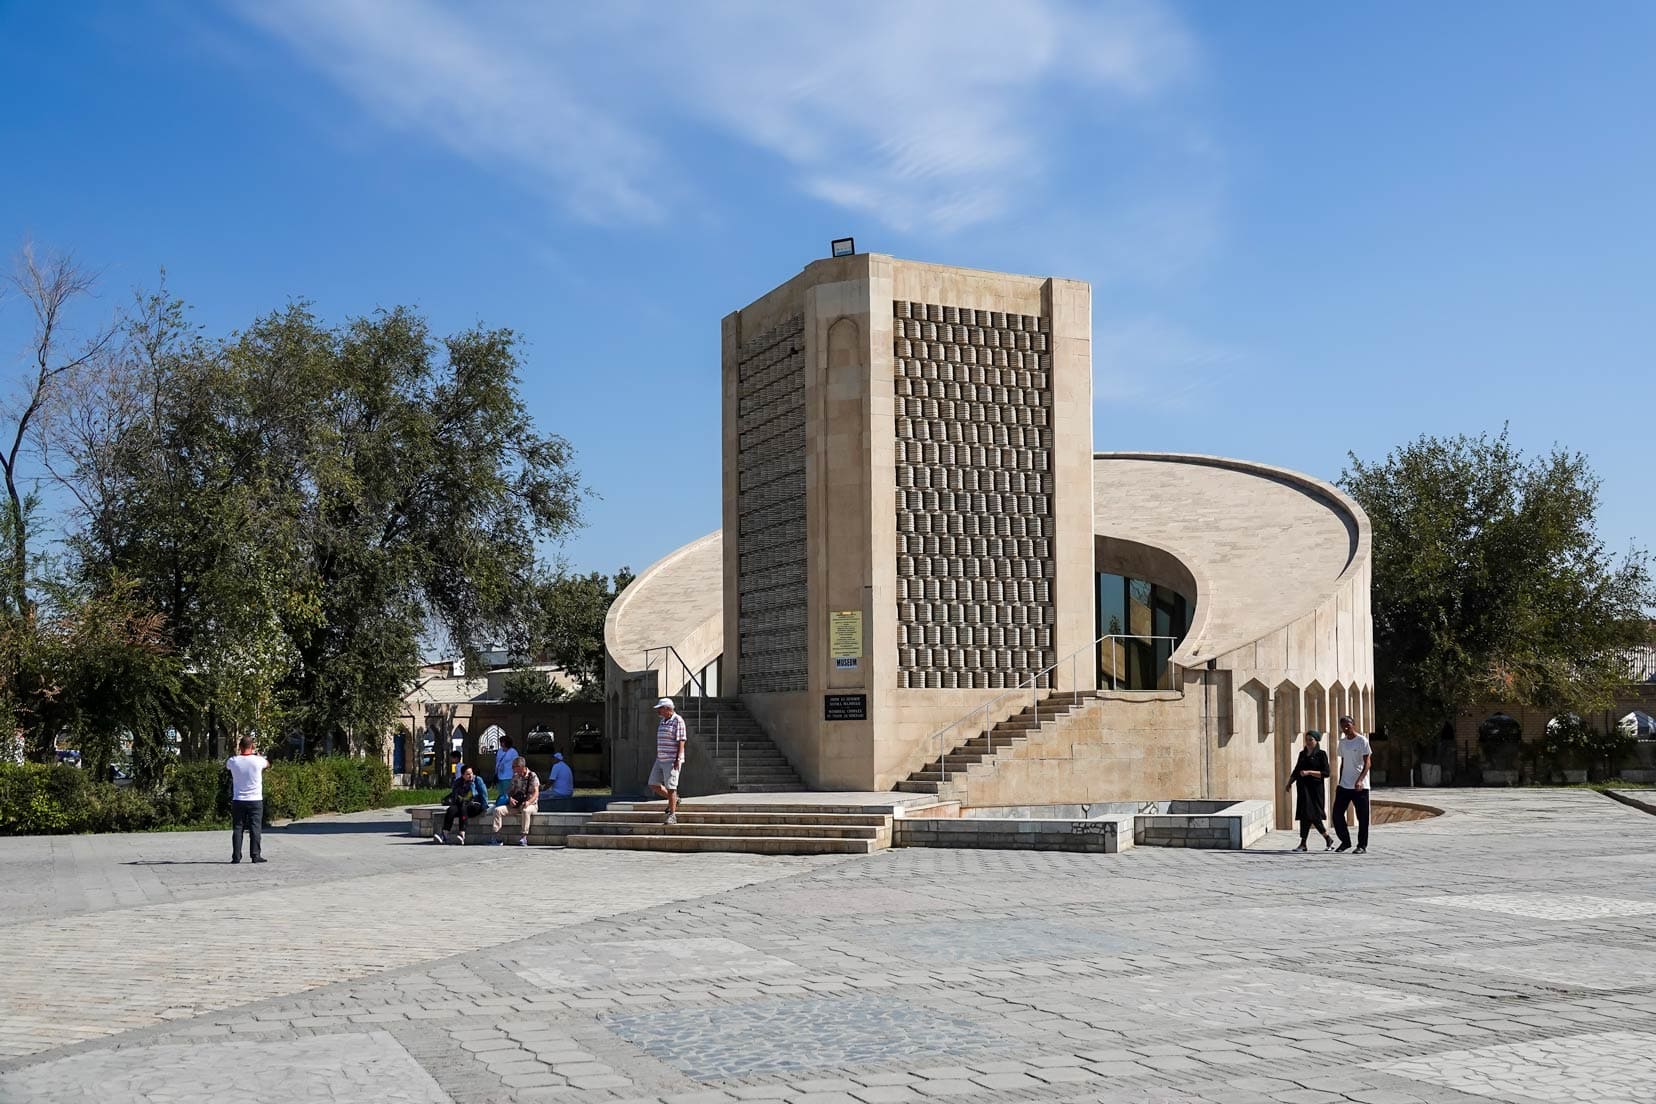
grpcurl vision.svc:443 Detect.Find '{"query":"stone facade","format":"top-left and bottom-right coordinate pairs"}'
top-left (605, 253), bottom-right (1375, 812)
top-left (734, 315), bottom-right (809, 694)
top-left (708, 255), bottom-right (1095, 792)
top-left (893, 301), bottom-right (1056, 689)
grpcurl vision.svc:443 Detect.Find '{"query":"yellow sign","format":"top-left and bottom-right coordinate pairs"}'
top-left (829, 611), bottom-right (863, 659)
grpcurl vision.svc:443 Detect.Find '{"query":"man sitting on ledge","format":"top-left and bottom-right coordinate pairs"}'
top-left (546, 751), bottom-right (576, 811)
top-left (436, 765), bottom-right (487, 845)
top-left (491, 756), bottom-right (539, 846)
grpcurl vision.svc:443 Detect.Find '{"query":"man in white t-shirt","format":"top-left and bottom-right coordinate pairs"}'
top-left (226, 736), bottom-right (269, 865)
top-left (1332, 715), bottom-right (1372, 854)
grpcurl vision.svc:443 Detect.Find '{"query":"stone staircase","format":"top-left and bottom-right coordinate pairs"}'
top-left (895, 691), bottom-right (1101, 798)
top-left (566, 802), bottom-right (894, 855)
top-left (690, 698), bottom-right (805, 793)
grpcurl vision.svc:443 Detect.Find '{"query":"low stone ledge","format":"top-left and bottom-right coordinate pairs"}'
top-left (407, 805), bottom-right (592, 845)
top-left (1132, 799), bottom-right (1272, 849)
top-left (894, 814), bottom-right (1133, 854)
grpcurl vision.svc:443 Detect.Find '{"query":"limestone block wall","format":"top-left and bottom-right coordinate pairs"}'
top-left (734, 315), bottom-right (808, 695)
top-left (1090, 453), bottom-right (1375, 827)
top-left (1209, 559), bottom-right (1375, 828)
top-left (603, 532), bottom-right (725, 797)
top-left (892, 301), bottom-right (1055, 689)
top-left (942, 689), bottom-right (1205, 806)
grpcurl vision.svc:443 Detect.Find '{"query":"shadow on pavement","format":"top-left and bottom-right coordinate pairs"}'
top-left (274, 818), bottom-right (408, 836)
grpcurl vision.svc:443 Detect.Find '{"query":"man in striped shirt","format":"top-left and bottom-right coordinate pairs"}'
top-left (649, 697), bottom-right (687, 824)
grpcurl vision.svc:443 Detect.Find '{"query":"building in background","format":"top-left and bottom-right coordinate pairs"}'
top-left (607, 253), bottom-right (1374, 827)
top-left (392, 655), bottom-right (603, 788)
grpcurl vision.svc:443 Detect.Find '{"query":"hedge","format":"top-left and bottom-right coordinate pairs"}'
top-left (0, 756), bottom-right (393, 836)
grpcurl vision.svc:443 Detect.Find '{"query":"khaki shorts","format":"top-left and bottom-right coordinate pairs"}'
top-left (648, 760), bottom-right (681, 791)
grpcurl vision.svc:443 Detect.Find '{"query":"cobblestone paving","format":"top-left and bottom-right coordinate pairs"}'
top-left (1, 789), bottom-right (1655, 1104)
top-left (604, 995), bottom-right (1011, 1080)
top-left (506, 938), bottom-right (799, 990)
top-left (1412, 891), bottom-right (1656, 920)
top-left (0, 1031), bottom-right (449, 1104)
top-left (1376, 1029), bottom-right (1656, 1102)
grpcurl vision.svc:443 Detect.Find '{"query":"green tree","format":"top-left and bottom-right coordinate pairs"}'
top-left (500, 668), bottom-right (568, 705)
top-left (1341, 429), bottom-right (1653, 744)
top-left (529, 566), bottom-right (633, 700)
top-left (68, 301), bottom-right (585, 756)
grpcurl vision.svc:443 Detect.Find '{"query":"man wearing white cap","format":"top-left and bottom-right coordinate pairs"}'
top-left (649, 697), bottom-right (687, 824)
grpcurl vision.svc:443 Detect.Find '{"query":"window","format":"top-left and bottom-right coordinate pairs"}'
top-left (1097, 573), bottom-right (1189, 690)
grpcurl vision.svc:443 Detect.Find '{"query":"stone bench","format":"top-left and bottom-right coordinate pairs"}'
top-left (1135, 800), bottom-right (1272, 849)
top-left (406, 805), bottom-right (592, 846)
top-left (894, 813), bottom-right (1134, 853)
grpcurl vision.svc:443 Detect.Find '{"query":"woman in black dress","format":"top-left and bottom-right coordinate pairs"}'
top-left (1288, 731), bottom-right (1335, 851)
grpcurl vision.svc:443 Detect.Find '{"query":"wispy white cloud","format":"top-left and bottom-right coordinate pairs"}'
top-left (1093, 317), bottom-right (1237, 409)
top-left (228, 0), bottom-right (1203, 233)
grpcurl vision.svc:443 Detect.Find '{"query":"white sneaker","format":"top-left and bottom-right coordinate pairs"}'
top-left (664, 813), bottom-right (678, 825)
top-left (456, 831), bottom-right (465, 845)
top-left (433, 831), bottom-right (446, 844)
top-left (517, 836), bottom-right (529, 847)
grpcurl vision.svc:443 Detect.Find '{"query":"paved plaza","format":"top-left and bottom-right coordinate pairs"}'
top-left (1, 790), bottom-right (1655, 1103)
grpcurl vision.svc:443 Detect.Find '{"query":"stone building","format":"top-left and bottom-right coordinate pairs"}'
top-left (606, 253), bottom-right (1374, 828)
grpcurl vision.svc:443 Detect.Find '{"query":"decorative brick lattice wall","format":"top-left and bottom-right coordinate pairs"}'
top-left (893, 301), bottom-right (1055, 689)
top-left (736, 315), bottom-right (808, 694)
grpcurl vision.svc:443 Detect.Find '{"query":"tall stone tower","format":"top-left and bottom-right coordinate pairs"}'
top-left (722, 254), bottom-right (1094, 791)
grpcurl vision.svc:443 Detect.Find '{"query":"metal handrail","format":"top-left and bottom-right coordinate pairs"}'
top-left (642, 645), bottom-right (710, 732)
top-left (1096, 632), bottom-right (1183, 693)
top-left (923, 632), bottom-right (1184, 787)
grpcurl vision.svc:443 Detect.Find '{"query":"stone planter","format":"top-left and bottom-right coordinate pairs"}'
top-left (1482, 769), bottom-right (1518, 786)
top-left (1562, 769), bottom-right (1588, 784)
top-left (1419, 763), bottom-right (1443, 787)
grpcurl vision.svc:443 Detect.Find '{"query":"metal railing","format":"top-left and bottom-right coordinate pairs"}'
top-left (1097, 633), bottom-right (1183, 693)
top-left (921, 633), bottom-right (1183, 787)
top-left (641, 648), bottom-right (751, 788)
top-left (642, 645), bottom-right (710, 732)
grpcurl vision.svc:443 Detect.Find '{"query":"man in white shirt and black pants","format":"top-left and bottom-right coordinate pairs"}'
top-left (227, 736), bottom-right (269, 864)
top-left (1332, 715), bottom-right (1371, 854)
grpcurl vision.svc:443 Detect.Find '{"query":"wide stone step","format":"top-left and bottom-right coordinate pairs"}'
top-left (589, 810), bottom-right (888, 827)
top-left (566, 833), bottom-right (876, 855)
top-left (896, 780), bottom-right (943, 794)
top-left (581, 821), bottom-right (886, 841)
top-left (730, 783), bottom-right (806, 792)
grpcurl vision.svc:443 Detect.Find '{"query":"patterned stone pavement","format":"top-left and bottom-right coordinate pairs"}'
top-left (1, 789), bottom-right (1655, 1103)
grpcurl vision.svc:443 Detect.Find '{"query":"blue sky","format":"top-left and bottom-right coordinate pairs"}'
top-left (2, 1), bottom-right (1652, 580)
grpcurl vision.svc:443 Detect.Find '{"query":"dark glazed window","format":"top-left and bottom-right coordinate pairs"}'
top-left (1096, 572), bottom-right (1189, 690)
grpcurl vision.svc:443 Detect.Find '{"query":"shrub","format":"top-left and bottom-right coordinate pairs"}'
top-left (1477, 713), bottom-right (1523, 770)
top-left (262, 756), bottom-right (391, 821)
top-left (89, 784), bottom-right (162, 832)
top-left (158, 760), bottom-right (230, 825)
top-left (0, 765), bottom-right (78, 833)
top-left (0, 754), bottom-right (394, 835)
top-left (1542, 714), bottom-right (1594, 769)
top-left (1581, 722), bottom-right (1636, 778)
top-left (0, 763), bottom-right (160, 834)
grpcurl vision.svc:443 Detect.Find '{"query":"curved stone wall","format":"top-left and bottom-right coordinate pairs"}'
top-left (606, 451), bottom-right (1375, 816)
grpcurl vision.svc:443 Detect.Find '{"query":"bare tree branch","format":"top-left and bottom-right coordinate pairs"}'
top-left (2, 242), bottom-right (119, 615)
